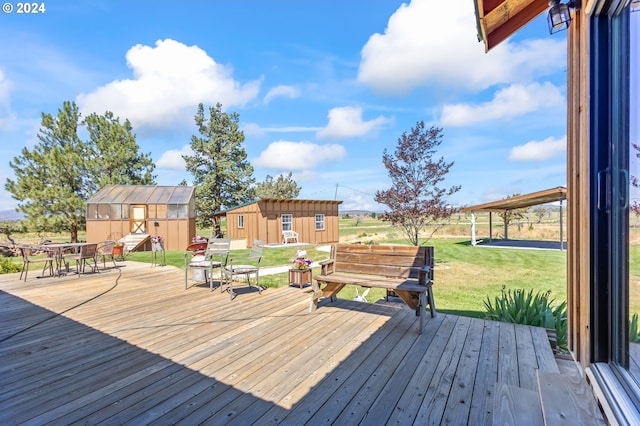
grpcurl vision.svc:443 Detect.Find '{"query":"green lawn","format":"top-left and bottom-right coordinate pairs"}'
top-left (124, 236), bottom-right (567, 319)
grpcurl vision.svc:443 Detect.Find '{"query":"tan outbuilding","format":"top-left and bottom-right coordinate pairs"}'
top-left (86, 185), bottom-right (196, 251)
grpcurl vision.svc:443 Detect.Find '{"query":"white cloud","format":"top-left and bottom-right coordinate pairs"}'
top-left (156, 144), bottom-right (193, 170)
top-left (263, 85), bottom-right (299, 104)
top-left (317, 106), bottom-right (391, 140)
top-left (76, 39), bottom-right (261, 130)
top-left (440, 82), bottom-right (564, 126)
top-left (0, 70), bottom-right (16, 131)
top-left (509, 136), bottom-right (566, 161)
top-left (254, 141), bottom-right (346, 170)
top-left (357, 0), bottom-right (566, 94)
top-left (243, 122), bottom-right (323, 137)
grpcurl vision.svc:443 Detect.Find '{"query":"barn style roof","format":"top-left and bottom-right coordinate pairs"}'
top-left (474, 0), bottom-right (547, 52)
top-left (87, 185), bottom-right (195, 205)
top-left (460, 186), bottom-right (567, 212)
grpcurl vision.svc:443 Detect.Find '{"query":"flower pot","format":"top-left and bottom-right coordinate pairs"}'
top-left (289, 268), bottom-right (312, 289)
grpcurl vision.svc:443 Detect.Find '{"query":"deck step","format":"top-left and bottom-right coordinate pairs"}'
top-left (493, 383), bottom-right (544, 425)
top-left (537, 370), bottom-right (606, 425)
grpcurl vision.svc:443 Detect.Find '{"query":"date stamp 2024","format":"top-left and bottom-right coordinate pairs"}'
top-left (2, 2), bottom-right (46, 14)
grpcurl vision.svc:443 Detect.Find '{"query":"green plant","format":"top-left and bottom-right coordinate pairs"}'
top-left (0, 256), bottom-right (21, 274)
top-left (484, 286), bottom-right (567, 350)
top-left (630, 314), bottom-right (640, 344)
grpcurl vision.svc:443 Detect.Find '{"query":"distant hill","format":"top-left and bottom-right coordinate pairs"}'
top-left (0, 210), bottom-right (24, 221)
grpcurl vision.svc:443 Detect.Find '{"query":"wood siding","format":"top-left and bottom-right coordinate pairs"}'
top-left (226, 199), bottom-right (341, 245)
top-left (566, 10), bottom-right (591, 369)
top-left (86, 218), bottom-right (196, 251)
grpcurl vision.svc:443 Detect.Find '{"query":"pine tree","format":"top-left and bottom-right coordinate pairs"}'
top-left (183, 103), bottom-right (255, 235)
top-left (84, 111), bottom-right (156, 191)
top-left (6, 101), bottom-right (88, 242)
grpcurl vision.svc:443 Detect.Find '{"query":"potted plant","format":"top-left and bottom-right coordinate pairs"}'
top-left (113, 242), bottom-right (124, 260)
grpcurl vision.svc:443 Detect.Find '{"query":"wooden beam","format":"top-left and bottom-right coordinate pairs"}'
top-left (483, 0), bottom-right (538, 35)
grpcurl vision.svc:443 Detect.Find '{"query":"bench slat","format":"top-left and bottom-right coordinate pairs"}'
top-left (316, 273), bottom-right (428, 292)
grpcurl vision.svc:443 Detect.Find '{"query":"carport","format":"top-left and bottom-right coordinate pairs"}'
top-left (460, 186), bottom-right (567, 250)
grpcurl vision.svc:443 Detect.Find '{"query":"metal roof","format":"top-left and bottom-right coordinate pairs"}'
top-left (460, 186), bottom-right (567, 212)
top-left (213, 198), bottom-right (343, 216)
top-left (86, 185), bottom-right (195, 205)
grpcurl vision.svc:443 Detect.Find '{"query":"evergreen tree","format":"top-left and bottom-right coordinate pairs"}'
top-left (5, 101), bottom-right (157, 242)
top-left (254, 172), bottom-right (301, 199)
top-left (84, 111), bottom-right (156, 191)
top-left (374, 122), bottom-right (461, 246)
top-left (6, 101), bottom-right (88, 242)
top-left (183, 103), bottom-right (255, 234)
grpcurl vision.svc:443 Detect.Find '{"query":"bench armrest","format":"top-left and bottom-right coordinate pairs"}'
top-left (419, 265), bottom-right (432, 285)
top-left (319, 259), bottom-right (335, 275)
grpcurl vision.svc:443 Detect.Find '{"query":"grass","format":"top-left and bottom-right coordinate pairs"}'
top-left (1, 216), bottom-right (576, 320)
top-left (127, 235), bottom-right (567, 319)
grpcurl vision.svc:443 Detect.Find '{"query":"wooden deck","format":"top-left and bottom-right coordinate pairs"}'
top-left (1, 261), bottom-right (565, 425)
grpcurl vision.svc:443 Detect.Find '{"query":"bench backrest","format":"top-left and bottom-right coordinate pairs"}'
top-left (330, 244), bottom-right (434, 280)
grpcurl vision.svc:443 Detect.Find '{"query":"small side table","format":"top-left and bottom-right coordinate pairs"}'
top-left (289, 268), bottom-right (312, 289)
top-left (152, 243), bottom-right (165, 267)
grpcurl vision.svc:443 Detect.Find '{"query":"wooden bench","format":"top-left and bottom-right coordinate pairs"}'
top-left (310, 244), bottom-right (435, 333)
top-left (282, 230), bottom-right (299, 244)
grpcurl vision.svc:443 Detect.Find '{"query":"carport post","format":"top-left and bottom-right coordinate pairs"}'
top-left (470, 212), bottom-right (476, 246)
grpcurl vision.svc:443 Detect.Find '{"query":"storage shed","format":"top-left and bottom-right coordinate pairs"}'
top-left (218, 198), bottom-right (342, 246)
top-left (86, 185), bottom-right (196, 251)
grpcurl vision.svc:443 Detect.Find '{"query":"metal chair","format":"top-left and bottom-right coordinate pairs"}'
top-left (18, 246), bottom-right (56, 281)
top-left (96, 240), bottom-right (117, 268)
top-left (184, 238), bottom-right (231, 290)
top-left (222, 240), bottom-right (264, 300)
top-left (66, 243), bottom-right (99, 276)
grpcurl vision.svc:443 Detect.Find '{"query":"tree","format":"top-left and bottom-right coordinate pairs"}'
top-left (183, 103), bottom-right (255, 235)
top-left (6, 101), bottom-right (89, 242)
top-left (84, 111), bottom-right (156, 191)
top-left (374, 122), bottom-right (461, 246)
top-left (497, 194), bottom-right (528, 239)
top-left (254, 172), bottom-right (301, 199)
top-left (5, 101), bottom-right (156, 242)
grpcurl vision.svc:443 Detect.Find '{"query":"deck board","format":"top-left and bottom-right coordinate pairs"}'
top-left (0, 261), bottom-right (566, 425)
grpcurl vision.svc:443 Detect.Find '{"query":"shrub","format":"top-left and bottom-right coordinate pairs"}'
top-left (484, 286), bottom-right (567, 350)
top-left (630, 314), bottom-right (640, 343)
top-left (0, 257), bottom-right (20, 274)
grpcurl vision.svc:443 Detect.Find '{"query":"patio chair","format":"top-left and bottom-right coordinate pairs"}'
top-left (96, 240), bottom-right (117, 268)
top-left (66, 243), bottom-right (99, 277)
top-left (18, 246), bottom-right (56, 281)
top-left (222, 240), bottom-right (264, 300)
top-left (184, 238), bottom-right (231, 290)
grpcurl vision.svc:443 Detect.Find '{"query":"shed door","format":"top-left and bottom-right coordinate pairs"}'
top-left (130, 205), bottom-right (147, 234)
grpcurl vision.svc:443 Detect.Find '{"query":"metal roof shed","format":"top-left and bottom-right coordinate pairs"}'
top-left (86, 185), bottom-right (196, 251)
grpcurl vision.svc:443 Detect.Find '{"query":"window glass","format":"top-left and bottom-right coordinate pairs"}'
top-left (238, 214), bottom-right (244, 228)
top-left (97, 205), bottom-right (110, 219)
top-left (111, 204), bottom-right (122, 220)
top-left (282, 214), bottom-right (292, 231)
top-left (315, 214), bottom-right (325, 230)
top-left (627, 6), bottom-right (639, 386)
top-left (87, 204), bottom-right (97, 219)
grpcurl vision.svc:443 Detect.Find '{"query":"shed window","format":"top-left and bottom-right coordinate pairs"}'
top-left (238, 214), bottom-right (244, 228)
top-left (282, 214), bottom-right (293, 231)
top-left (167, 204), bottom-right (188, 219)
top-left (315, 214), bottom-right (325, 231)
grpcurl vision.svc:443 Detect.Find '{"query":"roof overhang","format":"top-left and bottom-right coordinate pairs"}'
top-left (460, 186), bottom-right (567, 212)
top-left (474, 0), bottom-right (549, 52)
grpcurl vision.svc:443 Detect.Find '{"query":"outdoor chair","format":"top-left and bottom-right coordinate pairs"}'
top-left (96, 240), bottom-right (117, 268)
top-left (184, 238), bottom-right (231, 290)
top-left (282, 230), bottom-right (299, 244)
top-left (222, 239), bottom-right (264, 300)
top-left (66, 243), bottom-right (99, 276)
top-left (18, 246), bottom-right (56, 281)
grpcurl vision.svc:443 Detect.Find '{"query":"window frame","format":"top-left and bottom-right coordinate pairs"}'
top-left (281, 214), bottom-right (293, 232)
top-left (237, 214), bottom-right (244, 229)
top-left (315, 214), bottom-right (325, 231)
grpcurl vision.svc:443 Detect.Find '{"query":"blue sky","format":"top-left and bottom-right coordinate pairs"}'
top-left (0, 0), bottom-right (569, 212)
